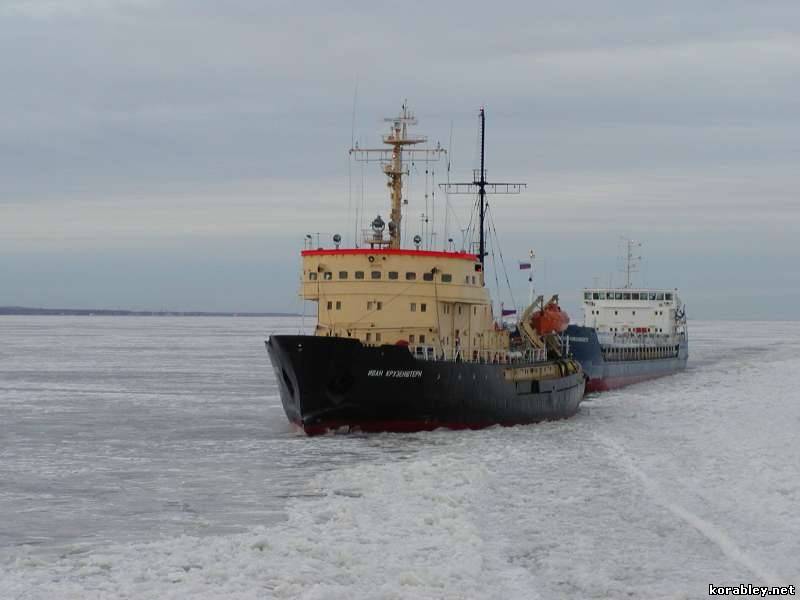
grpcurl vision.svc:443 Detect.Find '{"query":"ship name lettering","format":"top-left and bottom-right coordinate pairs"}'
top-left (368, 369), bottom-right (423, 378)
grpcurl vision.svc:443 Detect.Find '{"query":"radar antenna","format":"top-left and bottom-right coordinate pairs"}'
top-left (439, 108), bottom-right (526, 266)
top-left (349, 102), bottom-right (446, 249)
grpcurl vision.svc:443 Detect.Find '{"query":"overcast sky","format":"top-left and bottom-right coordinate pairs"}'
top-left (1, 0), bottom-right (798, 318)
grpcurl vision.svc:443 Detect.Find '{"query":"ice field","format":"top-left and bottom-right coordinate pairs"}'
top-left (1, 317), bottom-right (798, 599)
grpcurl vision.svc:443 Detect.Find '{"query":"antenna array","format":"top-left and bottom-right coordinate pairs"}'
top-left (349, 102), bottom-right (445, 249)
top-left (620, 237), bottom-right (642, 288)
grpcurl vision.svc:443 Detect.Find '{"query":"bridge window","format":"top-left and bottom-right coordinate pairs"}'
top-left (442, 274), bottom-right (452, 282)
top-left (585, 292), bottom-right (592, 300)
top-left (656, 293), bottom-right (664, 300)
top-left (599, 292), bottom-right (606, 299)
top-left (323, 272), bottom-right (332, 280)
top-left (309, 272), bottom-right (318, 280)
top-left (338, 271), bottom-right (348, 279)
top-left (410, 303), bottom-right (416, 312)
top-left (615, 292), bottom-right (623, 300)
top-left (631, 293), bottom-right (639, 300)
top-left (623, 292), bottom-right (631, 300)
top-left (388, 271), bottom-right (398, 280)
top-left (421, 303), bottom-right (427, 312)
top-left (592, 292), bottom-right (599, 300)
top-left (423, 273), bottom-right (434, 281)
top-left (355, 271), bottom-right (364, 280)
top-left (371, 271), bottom-right (381, 279)
top-left (665, 293), bottom-right (673, 301)
top-left (405, 272), bottom-right (416, 280)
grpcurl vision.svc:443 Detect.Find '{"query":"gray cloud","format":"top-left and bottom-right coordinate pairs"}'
top-left (1, 0), bottom-right (798, 317)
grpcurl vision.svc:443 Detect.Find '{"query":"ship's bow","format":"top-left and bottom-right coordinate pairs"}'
top-left (267, 335), bottom-right (367, 433)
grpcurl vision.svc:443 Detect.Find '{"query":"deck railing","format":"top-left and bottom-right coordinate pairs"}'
top-left (596, 331), bottom-right (687, 348)
top-left (601, 344), bottom-right (681, 362)
top-left (408, 345), bottom-right (547, 364)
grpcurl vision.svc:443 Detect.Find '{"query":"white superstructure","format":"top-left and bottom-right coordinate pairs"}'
top-left (581, 288), bottom-right (687, 347)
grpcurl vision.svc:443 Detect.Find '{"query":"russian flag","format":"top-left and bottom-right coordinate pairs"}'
top-left (502, 308), bottom-right (517, 316)
top-left (519, 262), bottom-right (531, 270)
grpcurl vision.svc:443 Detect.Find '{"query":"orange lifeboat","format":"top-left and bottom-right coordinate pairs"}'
top-left (530, 302), bottom-right (569, 335)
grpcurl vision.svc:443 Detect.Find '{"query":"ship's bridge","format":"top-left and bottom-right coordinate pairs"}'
top-left (299, 247), bottom-right (511, 361)
top-left (581, 287), bottom-right (686, 341)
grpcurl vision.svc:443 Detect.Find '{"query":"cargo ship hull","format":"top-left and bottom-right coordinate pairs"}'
top-left (267, 335), bottom-right (584, 435)
top-left (565, 325), bottom-right (688, 393)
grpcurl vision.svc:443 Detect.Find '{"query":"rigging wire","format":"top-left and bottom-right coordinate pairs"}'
top-left (424, 167), bottom-right (429, 249)
top-left (444, 121), bottom-right (453, 250)
top-left (349, 82), bottom-right (358, 246)
top-left (430, 167), bottom-right (436, 251)
top-left (488, 222), bottom-right (502, 316)
top-left (348, 154), bottom-right (354, 247)
top-left (463, 193), bottom-right (481, 252)
top-left (359, 159), bottom-right (367, 244)
top-left (487, 204), bottom-right (518, 312)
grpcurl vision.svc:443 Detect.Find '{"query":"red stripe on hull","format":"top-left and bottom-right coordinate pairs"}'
top-left (586, 373), bottom-right (669, 393)
top-left (291, 417), bottom-right (573, 436)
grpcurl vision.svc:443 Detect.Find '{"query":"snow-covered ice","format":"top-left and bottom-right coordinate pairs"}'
top-left (1, 317), bottom-right (798, 599)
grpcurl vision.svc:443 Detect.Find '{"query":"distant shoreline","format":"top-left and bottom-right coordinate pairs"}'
top-left (0, 307), bottom-right (299, 317)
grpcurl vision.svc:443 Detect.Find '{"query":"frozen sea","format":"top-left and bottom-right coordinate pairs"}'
top-left (0, 316), bottom-right (798, 599)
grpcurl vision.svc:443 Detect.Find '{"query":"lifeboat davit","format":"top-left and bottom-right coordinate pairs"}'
top-left (531, 303), bottom-right (569, 335)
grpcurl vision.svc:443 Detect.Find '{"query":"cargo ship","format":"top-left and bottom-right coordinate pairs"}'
top-left (266, 105), bottom-right (584, 434)
top-left (564, 246), bottom-right (688, 392)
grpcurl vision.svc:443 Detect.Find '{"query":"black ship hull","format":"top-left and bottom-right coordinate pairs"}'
top-left (267, 335), bottom-right (585, 435)
top-left (565, 325), bottom-right (688, 393)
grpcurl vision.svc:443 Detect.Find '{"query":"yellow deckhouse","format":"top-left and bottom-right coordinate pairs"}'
top-left (301, 247), bottom-right (510, 361)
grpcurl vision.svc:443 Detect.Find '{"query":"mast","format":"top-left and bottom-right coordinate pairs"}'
top-left (621, 237), bottom-right (642, 288)
top-left (478, 108), bottom-right (487, 264)
top-left (441, 107), bottom-right (526, 268)
top-left (350, 103), bottom-right (445, 249)
top-left (528, 249), bottom-right (535, 305)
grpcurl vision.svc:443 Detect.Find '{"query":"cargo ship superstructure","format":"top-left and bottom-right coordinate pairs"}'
top-left (266, 105), bottom-right (584, 434)
top-left (565, 246), bottom-right (688, 392)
